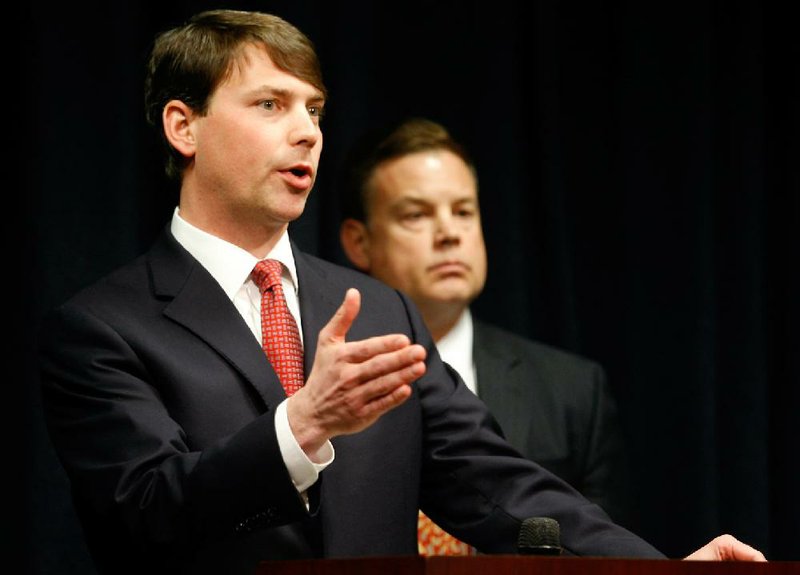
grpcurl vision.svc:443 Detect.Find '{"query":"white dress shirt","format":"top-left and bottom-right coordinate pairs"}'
top-left (435, 308), bottom-right (478, 395)
top-left (170, 208), bottom-right (333, 498)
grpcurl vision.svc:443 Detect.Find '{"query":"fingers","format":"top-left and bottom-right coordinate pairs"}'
top-left (349, 350), bottom-right (426, 403)
top-left (320, 287), bottom-right (422, 368)
top-left (354, 378), bottom-right (414, 418)
top-left (715, 535), bottom-right (767, 562)
top-left (345, 333), bottom-right (413, 364)
top-left (320, 288), bottom-right (361, 343)
top-left (344, 339), bottom-right (426, 380)
top-left (684, 535), bottom-right (767, 562)
top-left (294, 287), bottom-right (429, 446)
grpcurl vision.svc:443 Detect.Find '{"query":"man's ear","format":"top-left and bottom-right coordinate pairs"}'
top-left (162, 100), bottom-right (197, 159)
top-left (340, 219), bottom-right (371, 271)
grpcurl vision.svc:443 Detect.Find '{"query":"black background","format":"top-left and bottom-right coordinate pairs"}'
top-left (9, 1), bottom-right (798, 572)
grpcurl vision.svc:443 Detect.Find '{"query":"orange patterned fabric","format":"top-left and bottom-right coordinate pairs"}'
top-left (252, 260), bottom-right (304, 397)
top-left (417, 510), bottom-right (474, 556)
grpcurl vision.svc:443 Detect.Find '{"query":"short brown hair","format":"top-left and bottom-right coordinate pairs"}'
top-left (144, 9), bottom-right (327, 180)
top-left (339, 117), bottom-right (477, 222)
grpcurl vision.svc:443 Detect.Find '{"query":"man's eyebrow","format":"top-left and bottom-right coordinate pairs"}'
top-left (391, 196), bottom-right (430, 208)
top-left (248, 85), bottom-right (287, 98)
top-left (248, 85), bottom-right (325, 103)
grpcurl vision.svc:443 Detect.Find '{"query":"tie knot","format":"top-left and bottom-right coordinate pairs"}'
top-left (252, 259), bottom-right (283, 292)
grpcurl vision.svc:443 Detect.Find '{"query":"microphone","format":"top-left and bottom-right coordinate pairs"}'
top-left (517, 517), bottom-right (562, 556)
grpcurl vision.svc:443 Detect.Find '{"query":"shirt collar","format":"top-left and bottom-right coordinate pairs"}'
top-left (170, 207), bottom-right (299, 300)
top-left (435, 308), bottom-right (476, 393)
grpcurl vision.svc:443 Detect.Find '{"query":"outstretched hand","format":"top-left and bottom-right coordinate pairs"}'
top-left (684, 534), bottom-right (767, 562)
top-left (286, 288), bottom-right (427, 455)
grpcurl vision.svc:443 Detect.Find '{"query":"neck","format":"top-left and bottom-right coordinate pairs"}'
top-left (178, 198), bottom-right (288, 259)
top-left (419, 303), bottom-right (466, 342)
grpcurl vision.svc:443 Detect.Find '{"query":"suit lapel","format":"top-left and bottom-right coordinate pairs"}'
top-left (148, 230), bottom-right (287, 407)
top-left (292, 246), bottom-right (342, 375)
top-left (146, 231), bottom-right (349, 407)
top-left (473, 319), bottom-right (522, 398)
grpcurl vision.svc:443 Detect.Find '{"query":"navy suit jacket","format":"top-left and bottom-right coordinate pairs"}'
top-left (39, 229), bottom-right (663, 574)
top-left (474, 321), bottom-right (631, 526)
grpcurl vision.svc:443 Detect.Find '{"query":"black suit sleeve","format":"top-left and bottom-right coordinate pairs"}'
top-left (401, 296), bottom-right (664, 558)
top-left (39, 297), bottom-right (309, 563)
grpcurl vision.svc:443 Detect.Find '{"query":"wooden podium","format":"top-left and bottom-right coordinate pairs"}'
top-left (256, 555), bottom-right (800, 575)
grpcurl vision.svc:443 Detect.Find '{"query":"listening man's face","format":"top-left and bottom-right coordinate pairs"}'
top-left (359, 149), bottom-right (488, 312)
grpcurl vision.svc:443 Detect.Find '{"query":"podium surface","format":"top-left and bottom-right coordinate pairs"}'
top-left (257, 555), bottom-right (800, 575)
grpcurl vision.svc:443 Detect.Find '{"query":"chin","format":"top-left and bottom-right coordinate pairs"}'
top-left (278, 200), bottom-right (308, 222)
top-left (428, 290), bottom-right (473, 306)
top-left (429, 280), bottom-right (477, 299)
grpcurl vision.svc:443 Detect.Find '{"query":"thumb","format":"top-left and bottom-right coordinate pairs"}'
top-left (321, 288), bottom-right (361, 343)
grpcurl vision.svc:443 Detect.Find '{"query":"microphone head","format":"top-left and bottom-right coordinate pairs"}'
top-left (517, 517), bottom-right (562, 555)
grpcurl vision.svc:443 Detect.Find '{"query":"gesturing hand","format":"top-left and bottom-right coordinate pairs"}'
top-left (684, 534), bottom-right (767, 562)
top-left (286, 288), bottom-right (427, 455)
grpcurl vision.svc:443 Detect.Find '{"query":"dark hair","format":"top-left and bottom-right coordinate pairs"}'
top-left (339, 117), bottom-right (477, 222)
top-left (144, 9), bottom-right (326, 180)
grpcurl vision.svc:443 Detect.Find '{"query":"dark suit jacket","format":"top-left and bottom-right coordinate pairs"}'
top-left (474, 321), bottom-right (631, 525)
top-left (38, 229), bottom-right (663, 574)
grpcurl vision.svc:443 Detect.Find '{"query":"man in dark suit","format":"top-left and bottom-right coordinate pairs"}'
top-left (38, 9), bottom-right (765, 575)
top-left (338, 117), bottom-right (631, 553)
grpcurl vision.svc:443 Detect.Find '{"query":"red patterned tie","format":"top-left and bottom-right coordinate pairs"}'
top-left (252, 259), bottom-right (304, 397)
top-left (417, 510), bottom-right (474, 556)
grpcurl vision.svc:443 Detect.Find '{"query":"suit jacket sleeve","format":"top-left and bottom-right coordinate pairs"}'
top-left (398, 296), bottom-right (663, 558)
top-left (38, 239), bottom-right (313, 568)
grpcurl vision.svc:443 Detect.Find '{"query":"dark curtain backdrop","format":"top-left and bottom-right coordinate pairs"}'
top-left (11, 1), bottom-right (798, 573)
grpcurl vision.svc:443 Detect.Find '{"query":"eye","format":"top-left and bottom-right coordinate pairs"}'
top-left (308, 105), bottom-right (325, 119)
top-left (454, 203), bottom-right (477, 219)
top-left (400, 210), bottom-right (424, 222)
top-left (259, 100), bottom-right (276, 111)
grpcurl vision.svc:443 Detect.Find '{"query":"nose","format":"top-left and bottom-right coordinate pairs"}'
top-left (434, 212), bottom-right (460, 248)
top-left (288, 106), bottom-right (320, 148)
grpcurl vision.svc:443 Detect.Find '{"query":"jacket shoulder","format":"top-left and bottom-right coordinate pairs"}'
top-left (474, 319), bottom-right (604, 376)
top-left (294, 251), bottom-right (409, 303)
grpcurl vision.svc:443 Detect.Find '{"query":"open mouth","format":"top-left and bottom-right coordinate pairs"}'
top-left (279, 164), bottom-right (314, 190)
top-left (289, 166), bottom-right (310, 178)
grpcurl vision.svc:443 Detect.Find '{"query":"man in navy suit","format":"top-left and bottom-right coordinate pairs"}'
top-left (338, 117), bottom-right (632, 551)
top-left (38, 9), bottom-right (765, 575)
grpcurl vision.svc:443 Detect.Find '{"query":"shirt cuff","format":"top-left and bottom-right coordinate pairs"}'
top-left (275, 399), bottom-right (335, 493)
